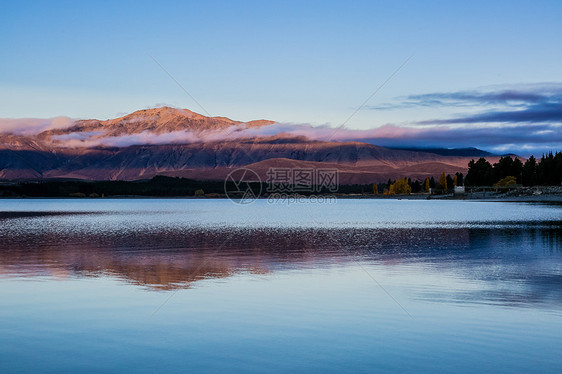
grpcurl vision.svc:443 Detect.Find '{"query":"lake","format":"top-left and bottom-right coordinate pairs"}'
top-left (1, 199), bottom-right (561, 373)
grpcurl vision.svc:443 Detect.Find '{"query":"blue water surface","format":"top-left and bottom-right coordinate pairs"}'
top-left (0, 199), bottom-right (561, 373)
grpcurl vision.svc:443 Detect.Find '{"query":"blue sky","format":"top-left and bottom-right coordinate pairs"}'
top-left (1, 0), bottom-right (561, 153)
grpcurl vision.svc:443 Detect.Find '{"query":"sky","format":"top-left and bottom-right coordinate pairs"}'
top-left (1, 0), bottom-right (561, 154)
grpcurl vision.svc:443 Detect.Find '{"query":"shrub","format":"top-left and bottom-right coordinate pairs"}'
top-left (494, 176), bottom-right (517, 187)
top-left (387, 178), bottom-right (411, 195)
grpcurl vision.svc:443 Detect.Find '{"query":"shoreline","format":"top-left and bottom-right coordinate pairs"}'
top-left (1, 194), bottom-right (561, 203)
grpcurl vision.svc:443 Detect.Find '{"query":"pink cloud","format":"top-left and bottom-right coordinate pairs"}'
top-left (0, 117), bottom-right (75, 135)
top-left (2, 113), bottom-right (559, 155)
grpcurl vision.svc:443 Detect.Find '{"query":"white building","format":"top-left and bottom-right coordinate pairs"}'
top-left (454, 186), bottom-right (465, 195)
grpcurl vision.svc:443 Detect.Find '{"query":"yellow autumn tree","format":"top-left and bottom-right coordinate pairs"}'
top-left (439, 172), bottom-right (448, 191)
top-left (424, 177), bottom-right (430, 192)
top-left (494, 176), bottom-right (517, 187)
top-left (373, 183), bottom-right (378, 194)
top-left (453, 174), bottom-right (458, 187)
top-left (388, 178), bottom-right (411, 195)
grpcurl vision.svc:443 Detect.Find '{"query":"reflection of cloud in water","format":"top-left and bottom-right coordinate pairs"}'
top-left (412, 226), bottom-right (562, 308)
top-left (0, 220), bottom-right (560, 306)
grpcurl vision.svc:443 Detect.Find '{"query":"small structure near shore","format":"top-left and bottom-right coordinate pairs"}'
top-left (454, 186), bottom-right (465, 196)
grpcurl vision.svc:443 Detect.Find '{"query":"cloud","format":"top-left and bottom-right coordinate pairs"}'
top-left (417, 102), bottom-right (562, 125)
top-left (346, 123), bottom-right (562, 150)
top-left (371, 83), bottom-right (562, 126)
top-left (0, 117), bottom-right (75, 135)
top-left (3, 84), bottom-right (562, 156)
top-left (245, 122), bottom-right (561, 155)
top-left (57, 120), bottom-right (556, 155)
top-left (357, 83), bottom-right (562, 153)
top-left (41, 117), bottom-right (562, 155)
top-left (51, 125), bottom-right (271, 148)
top-left (372, 83), bottom-right (562, 111)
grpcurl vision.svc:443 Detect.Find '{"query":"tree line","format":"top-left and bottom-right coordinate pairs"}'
top-left (375, 151), bottom-right (561, 195)
top-left (0, 176), bottom-right (378, 198)
top-left (374, 171), bottom-right (464, 195)
top-left (1, 152), bottom-right (559, 198)
top-left (466, 152), bottom-right (562, 186)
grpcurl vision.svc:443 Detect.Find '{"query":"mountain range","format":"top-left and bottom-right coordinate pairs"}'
top-left (0, 107), bottom-right (503, 184)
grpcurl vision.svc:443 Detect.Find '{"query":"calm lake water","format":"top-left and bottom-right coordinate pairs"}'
top-left (1, 199), bottom-right (561, 373)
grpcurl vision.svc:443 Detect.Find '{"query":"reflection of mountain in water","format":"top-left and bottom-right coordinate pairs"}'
top-left (1, 216), bottom-right (561, 306)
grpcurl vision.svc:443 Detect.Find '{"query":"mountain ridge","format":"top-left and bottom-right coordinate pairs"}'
top-left (0, 107), bottom-right (504, 183)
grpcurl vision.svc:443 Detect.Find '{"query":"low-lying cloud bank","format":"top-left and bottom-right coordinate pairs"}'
top-left (45, 121), bottom-right (561, 155)
top-left (2, 83), bottom-right (561, 155)
top-left (0, 117), bottom-right (74, 135)
top-left (51, 127), bottom-right (251, 148)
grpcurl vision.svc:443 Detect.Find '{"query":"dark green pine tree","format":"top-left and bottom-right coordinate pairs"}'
top-left (522, 155), bottom-right (538, 186)
top-left (446, 174), bottom-right (454, 191)
top-left (455, 172), bottom-right (464, 186)
top-left (466, 158), bottom-right (493, 186)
